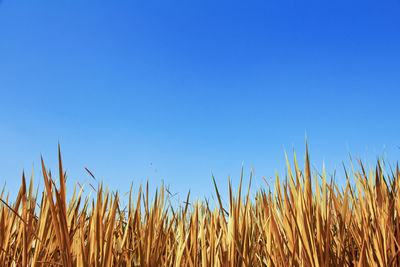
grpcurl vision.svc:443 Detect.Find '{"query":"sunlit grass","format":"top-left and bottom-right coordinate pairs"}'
top-left (1, 143), bottom-right (399, 266)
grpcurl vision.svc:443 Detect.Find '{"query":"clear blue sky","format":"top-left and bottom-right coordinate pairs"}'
top-left (1, 0), bottom-right (399, 202)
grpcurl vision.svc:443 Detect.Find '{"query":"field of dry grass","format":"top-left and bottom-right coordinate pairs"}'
top-left (1, 144), bottom-right (400, 266)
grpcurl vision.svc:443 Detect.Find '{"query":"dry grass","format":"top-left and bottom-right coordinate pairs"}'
top-left (1, 143), bottom-right (400, 266)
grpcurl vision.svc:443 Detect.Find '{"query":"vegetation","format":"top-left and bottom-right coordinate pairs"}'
top-left (1, 144), bottom-right (400, 266)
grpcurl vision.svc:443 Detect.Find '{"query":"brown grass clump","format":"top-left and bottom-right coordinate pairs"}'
top-left (1, 143), bottom-right (400, 266)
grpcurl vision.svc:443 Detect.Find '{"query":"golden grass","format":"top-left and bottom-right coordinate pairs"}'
top-left (1, 143), bottom-right (400, 266)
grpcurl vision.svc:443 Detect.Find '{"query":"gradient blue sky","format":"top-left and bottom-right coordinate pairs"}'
top-left (0, 0), bottom-right (399, 202)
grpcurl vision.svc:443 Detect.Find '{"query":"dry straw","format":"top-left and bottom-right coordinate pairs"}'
top-left (1, 143), bottom-right (400, 266)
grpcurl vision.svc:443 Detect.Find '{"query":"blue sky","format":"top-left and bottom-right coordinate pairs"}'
top-left (0, 0), bottom-right (399, 202)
